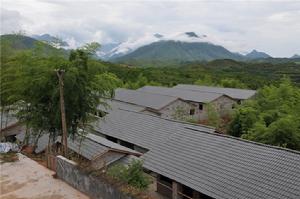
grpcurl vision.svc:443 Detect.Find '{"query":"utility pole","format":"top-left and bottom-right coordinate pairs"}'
top-left (56, 69), bottom-right (68, 157)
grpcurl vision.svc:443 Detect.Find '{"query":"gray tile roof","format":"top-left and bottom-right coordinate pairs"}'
top-left (138, 86), bottom-right (225, 103)
top-left (68, 133), bottom-right (140, 160)
top-left (90, 109), bottom-right (299, 199)
top-left (97, 99), bottom-right (145, 113)
top-left (114, 88), bottom-right (179, 110)
top-left (143, 128), bottom-right (300, 199)
top-left (91, 109), bottom-right (214, 151)
top-left (174, 84), bottom-right (256, 100)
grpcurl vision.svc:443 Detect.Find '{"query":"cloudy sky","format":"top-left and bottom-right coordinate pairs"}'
top-left (1, 0), bottom-right (300, 57)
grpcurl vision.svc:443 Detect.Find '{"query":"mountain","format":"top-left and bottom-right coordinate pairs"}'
top-left (32, 34), bottom-right (69, 48)
top-left (103, 32), bottom-right (211, 60)
top-left (112, 40), bottom-right (245, 67)
top-left (0, 34), bottom-right (68, 58)
top-left (291, 54), bottom-right (300, 59)
top-left (97, 43), bottom-right (121, 59)
top-left (245, 50), bottom-right (271, 59)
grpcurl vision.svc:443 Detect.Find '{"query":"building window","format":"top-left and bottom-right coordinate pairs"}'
top-left (199, 104), bottom-right (203, 110)
top-left (189, 109), bottom-right (195, 115)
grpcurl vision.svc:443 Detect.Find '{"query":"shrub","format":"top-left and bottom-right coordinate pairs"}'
top-left (107, 160), bottom-right (151, 190)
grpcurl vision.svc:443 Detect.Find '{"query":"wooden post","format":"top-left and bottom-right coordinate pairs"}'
top-left (172, 181), bottom-right (178, 199)
top-left (193, 191), bottom-right (201, 199)
top-left (56, 69), bottom-right (68, 157)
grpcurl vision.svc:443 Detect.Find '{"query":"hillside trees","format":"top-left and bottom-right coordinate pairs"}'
top-left (228, 78), bottom-right (300, 150)
top-left (1, 43), bottom-right (121, 147)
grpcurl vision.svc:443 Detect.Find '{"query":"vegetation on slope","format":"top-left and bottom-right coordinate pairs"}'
top-left (229, 78), bottom-right (300, 150)
top-left (1, 34), bottom-right (300, 151)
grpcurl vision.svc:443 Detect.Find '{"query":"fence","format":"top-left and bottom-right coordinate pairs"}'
top-left (55, 155), bottom-right (135, 199)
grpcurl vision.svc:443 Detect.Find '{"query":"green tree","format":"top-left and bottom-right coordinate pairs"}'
top-left (2, 43), bottom-right (121, 148)
top-left (229, 77), bottom-right (300, 150)
top-left (107, 160), bottom-right (151, 190)
top-left (206, 103), bottom-right (221, 128)
top-left (220, 78), bottom-right (247, 88)
top-left (194, 75), bottom-right (215, 86)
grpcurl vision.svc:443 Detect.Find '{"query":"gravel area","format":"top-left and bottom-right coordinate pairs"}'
top-left (0, 153), bottom-right (89, 199)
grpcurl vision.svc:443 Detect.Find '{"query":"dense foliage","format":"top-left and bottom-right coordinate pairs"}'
top-left (107, 160), bottom-right (151, 190)
top-left (106, 59), bottom-right (300, 89)
top-left (229, 78), bottom-right (300, 150)
top-left (1, 34), bottom-right (300, 151)
top-left (1, 41), bottom-right (121, 143)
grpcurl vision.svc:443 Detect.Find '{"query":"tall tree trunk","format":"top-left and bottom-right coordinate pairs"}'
top-left (0, 107), bottom-right (4, 141)
top-left (56, 69), bottom-right (68, 157)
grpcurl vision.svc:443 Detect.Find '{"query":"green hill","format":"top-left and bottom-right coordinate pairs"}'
top-left (112, 40), bottom-right (245, 67)
top-left (0, 34), bottom-right (68, 60)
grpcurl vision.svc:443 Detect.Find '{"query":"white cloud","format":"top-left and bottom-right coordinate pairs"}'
top-left (1, 0), bottom-right (300, 57)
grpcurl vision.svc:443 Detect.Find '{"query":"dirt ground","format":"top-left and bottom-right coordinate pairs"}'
top-left (0, 153), bottom-right (89, 199)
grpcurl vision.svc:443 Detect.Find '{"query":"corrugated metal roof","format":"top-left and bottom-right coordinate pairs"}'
top-left (97, 99), bottom-right (145, 113)
top-left (114, 88), bottom-right (179, 110)
top-left (68, 135), bottom-right (109, 160)
top-left (68, 133), bottom-right (140, 160)
top-left (174, 84), bottom-right (256, 100)
top-left (137, 86), bottom-right (224, 103)
top-left (143, 128), bottom-right (300, 199)
top-left (91, 109), bottom-right (215, 151)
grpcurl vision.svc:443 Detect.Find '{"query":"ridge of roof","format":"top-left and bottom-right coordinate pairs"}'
top-left (176, 84), bottom-right (256, 92)
top-left (138, 85), bottom-right (230, 102)
top-left (174, 84), bottom-right (256, 100)
top-left (108, 109), bottom-right (300, 155)
top-left (185, 127), bottom-right (300, 155)
top-left (85, 133), bottom-right (140, 155)
top-left (117, 108), bottom-right (216, 130)
top-left (114, 88), bottom-right (180, 110)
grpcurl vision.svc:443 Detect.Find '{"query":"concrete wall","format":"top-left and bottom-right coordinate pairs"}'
top-left (56, 155), bottom-right (134, 199)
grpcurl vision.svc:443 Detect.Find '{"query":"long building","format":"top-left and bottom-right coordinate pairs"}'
top-left (138, 86), bottom-right (236, 120)
top-left (173, 84), bottom-right (256, 102)
top-left (89, 109), bottom-right (300, 199)
top-left (112, 88), bottom-right (200, 120)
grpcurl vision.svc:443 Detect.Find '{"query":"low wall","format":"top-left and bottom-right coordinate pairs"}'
top-left (56, 155), bottom-right (134, 199)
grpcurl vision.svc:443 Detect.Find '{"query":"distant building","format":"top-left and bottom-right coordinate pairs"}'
top-left (173, 84), bottom-right (256, 103)
top-left (90, 109), bottom-right (300, 199)
top-left (112, 88), bottom-right (198, 120)
top-left (138, 86), bottom-right (236, 120)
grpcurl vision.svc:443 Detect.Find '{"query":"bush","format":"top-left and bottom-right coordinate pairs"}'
top-left (107, 160), bottom-right (151, 190)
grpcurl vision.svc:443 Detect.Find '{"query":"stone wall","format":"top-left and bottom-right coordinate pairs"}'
top-left (56, 155), bottom-right (134, 199)
top-left (159, 99), bottom-right (199, 121)
top-left (211, 95), bottom-right (236, 116)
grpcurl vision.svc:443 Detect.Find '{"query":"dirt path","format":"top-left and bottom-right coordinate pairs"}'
top-left (0, 153), bottom-right (89, 199)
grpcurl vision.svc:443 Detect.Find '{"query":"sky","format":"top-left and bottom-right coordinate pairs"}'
top-left (1, 0), bottom-right (300, 57)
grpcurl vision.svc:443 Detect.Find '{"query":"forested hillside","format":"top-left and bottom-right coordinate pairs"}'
top-left (1, 34), bottom-right (300, 151)
top-left (106, 59), bottom-right (300, 89)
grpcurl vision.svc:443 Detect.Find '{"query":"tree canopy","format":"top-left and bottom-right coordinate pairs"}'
top-left (1, 43), bottom-right (121, 143)
top-left (228, 78), bottom-right (300, 150)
